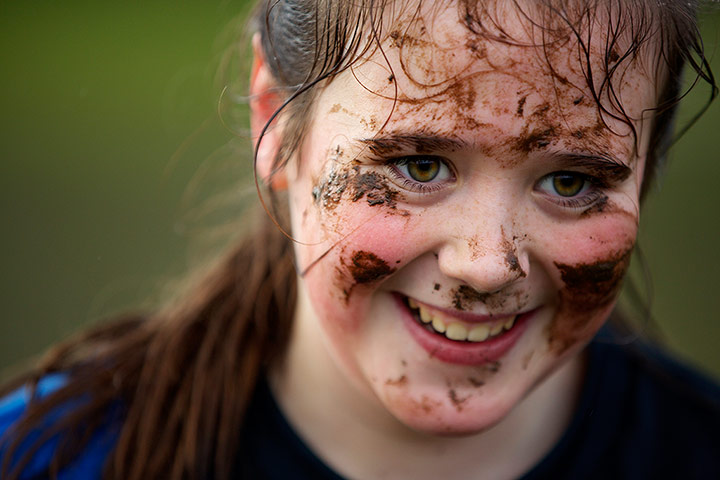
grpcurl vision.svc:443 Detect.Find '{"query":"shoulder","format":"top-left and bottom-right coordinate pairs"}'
top-left (596, 335), bottom-right (720, 477)
top-left (0, 375), bottom-right (117, 480)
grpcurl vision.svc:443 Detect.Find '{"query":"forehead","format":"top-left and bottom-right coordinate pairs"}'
top-left (316, 0), bottom-right (658, 163)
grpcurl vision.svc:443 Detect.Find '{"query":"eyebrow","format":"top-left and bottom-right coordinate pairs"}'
top-left (554, 153), bottom-right (633, 182)
top-left (355, 133), bottom-right (471, 157)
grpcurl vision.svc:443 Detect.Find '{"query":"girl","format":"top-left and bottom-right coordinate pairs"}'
top-left (1, 0), bottom-right (719, 479)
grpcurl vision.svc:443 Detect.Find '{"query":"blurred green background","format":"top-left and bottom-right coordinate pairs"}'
top-left (1, 2), bottom-right (719, 380)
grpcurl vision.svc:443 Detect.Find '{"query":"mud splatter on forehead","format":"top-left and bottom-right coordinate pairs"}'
top-left (359, 0), bottom-right (654, 168)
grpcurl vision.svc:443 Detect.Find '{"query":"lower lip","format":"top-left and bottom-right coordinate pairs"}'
top-left (396, 295), bottom-right (535, 366)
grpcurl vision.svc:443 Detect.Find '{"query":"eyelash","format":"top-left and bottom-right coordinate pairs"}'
top-left (535, 171), bottom-right (609, 209)
top-left (383, 156), bottom-right (455, 194)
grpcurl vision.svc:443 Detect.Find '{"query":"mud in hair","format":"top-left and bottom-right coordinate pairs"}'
top-left (0, 1), bottom-right (715, 479)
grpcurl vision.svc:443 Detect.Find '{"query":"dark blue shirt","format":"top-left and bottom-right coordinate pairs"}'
top-left (3, 332), bottom-right (720, 479)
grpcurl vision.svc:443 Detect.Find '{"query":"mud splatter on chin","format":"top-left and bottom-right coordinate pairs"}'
top-left (338, 250), bottom-right (397, 302)
top-left (548, 248), bottom-right (633, 354)
top-left (385, 375), bottom-right (408, 386)
top-left (467, 377), bottom-right (485, 387)
top-left (385, 392), bottom-right (440, 415)
top-left (485, 361), bottom-right (501, 373)
top-left (448, 388), bottom-right (470, 411)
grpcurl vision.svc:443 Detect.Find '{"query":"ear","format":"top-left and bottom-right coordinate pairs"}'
top-left (250, 33), bottom-right (288, 190)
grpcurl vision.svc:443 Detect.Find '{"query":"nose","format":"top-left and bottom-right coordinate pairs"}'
top-left (436, 223), bottom-right (529, 295)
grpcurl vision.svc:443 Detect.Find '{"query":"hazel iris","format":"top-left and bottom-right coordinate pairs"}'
top-left (407, 158), bottom-right (441, 182)
top-left (552, 173), bottom-right (585, 197)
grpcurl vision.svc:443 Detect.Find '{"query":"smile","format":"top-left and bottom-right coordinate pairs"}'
top-left (407, 297), bottom-right (517, 342)
top-left (396, 294), bottom-right (535, 365)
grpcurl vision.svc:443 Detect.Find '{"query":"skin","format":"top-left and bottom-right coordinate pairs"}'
top-left (252, 2), bottom-right (657, 478)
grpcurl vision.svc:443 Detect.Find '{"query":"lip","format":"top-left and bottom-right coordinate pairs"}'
top-left (395, 294), bottom-right (536, 366)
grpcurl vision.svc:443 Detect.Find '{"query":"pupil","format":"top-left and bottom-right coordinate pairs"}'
top-left (553, 174), bottom-right (583, 197)
top-left (408, 159), bottom-right (439, 182)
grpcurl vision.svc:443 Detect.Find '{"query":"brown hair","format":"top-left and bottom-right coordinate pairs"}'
top-left (0, 1), bottom-right (716, 479)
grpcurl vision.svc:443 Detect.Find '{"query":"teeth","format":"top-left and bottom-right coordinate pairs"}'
top-left (407, 297), bottom-right (518, 343)
top-left (419, 306), bottom-right (432, 324)
top-left (431, 316), bottom-right (447, 333)
top-left (468, 324), bottom-right (490, 342)
top-left (446, 323), bottom-right (468, 341)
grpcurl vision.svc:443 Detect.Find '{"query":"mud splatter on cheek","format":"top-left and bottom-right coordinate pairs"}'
top-left (548, 247), bottom-right (633, 354)
top-left (336, 250), bottom-right (397, 302)
top-left (580, 196), bottom-right (639, 223)
top-left (312, 164), bottom-right (402, 212)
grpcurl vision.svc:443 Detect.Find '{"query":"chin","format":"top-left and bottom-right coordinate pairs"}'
top-left (377, 377), bottom-right (524, 437)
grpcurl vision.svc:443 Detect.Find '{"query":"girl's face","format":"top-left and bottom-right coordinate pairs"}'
top-left (283, 2), bottom-right (653, 434)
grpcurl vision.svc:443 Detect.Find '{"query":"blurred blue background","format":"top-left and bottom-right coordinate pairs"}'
top-left (1, 2), bottom-right (719, 380)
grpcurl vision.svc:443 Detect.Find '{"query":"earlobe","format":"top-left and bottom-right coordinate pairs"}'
top-left (250, 33), bottom-right (288, 190)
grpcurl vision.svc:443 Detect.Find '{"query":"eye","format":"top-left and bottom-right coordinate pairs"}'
top-left (405, 157), bottom-right (441, 182)
top-left (389, 156), bottom-right (454, 193)
top-left (534, 171), bottom-right (608, 209)
top-left (537, 172), bottom-right (589, 198)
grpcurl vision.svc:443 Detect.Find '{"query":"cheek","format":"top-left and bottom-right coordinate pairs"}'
top-left (298, 202), bottom-right (425, 331)
top-left (537, 213), bottom-right (637, 354)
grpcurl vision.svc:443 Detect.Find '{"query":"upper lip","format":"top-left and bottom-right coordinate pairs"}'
top-left (400, 293), bottom-right (525, 324)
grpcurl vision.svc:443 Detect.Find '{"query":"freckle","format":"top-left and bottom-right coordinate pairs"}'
top-left (396, 260), bottom-right (401, 264)
top-left (401, 359), bottom-right (407, 367)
